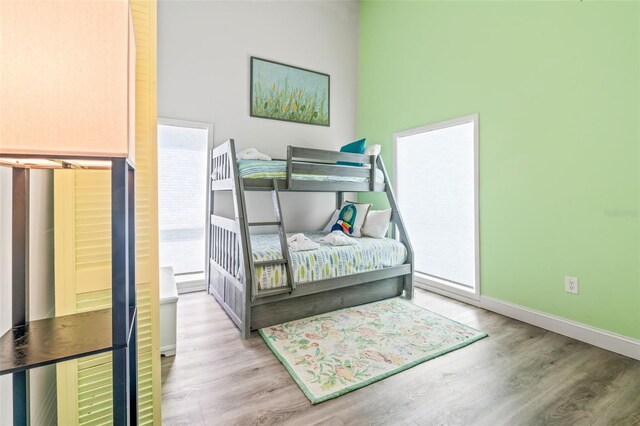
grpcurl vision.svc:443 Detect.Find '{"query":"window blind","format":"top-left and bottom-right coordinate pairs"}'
top-left (396, 120), bottom-right (476, 288)
top-left (157, 124), bottom-right (208, 275)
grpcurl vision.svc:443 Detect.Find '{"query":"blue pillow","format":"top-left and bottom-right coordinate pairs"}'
top-left (337, 138), bottom-right (366, 166)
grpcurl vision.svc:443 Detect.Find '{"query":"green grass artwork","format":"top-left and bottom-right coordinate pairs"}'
top-left (251, 57), bottom-right (329, 126)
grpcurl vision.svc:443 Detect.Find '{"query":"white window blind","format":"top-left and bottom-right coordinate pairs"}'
top-left (396, 118), bottom-right (477, 290)
top-left (158, 123), bottom-right (208, 275)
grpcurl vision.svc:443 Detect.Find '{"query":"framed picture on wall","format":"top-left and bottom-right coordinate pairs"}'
top-left (250, 56), bottom-right (330, 127)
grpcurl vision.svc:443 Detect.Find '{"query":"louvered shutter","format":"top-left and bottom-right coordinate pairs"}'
top-left (54, 1), bottom-right (160, 424)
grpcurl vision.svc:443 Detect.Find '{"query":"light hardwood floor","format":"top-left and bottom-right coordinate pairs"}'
top-left (161, 289), bottom-right (640, 426)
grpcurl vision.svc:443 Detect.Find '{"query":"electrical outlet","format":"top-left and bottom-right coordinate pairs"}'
top-left (565, 276), bottom-right (579, 294)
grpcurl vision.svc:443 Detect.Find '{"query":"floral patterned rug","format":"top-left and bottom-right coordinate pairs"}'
top-left (259, 298), bottom-right (488, 404)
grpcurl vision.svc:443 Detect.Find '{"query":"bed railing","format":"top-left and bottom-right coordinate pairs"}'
top-left (211, 139), bottom-right (385, 192)
top-left (208, 139), bottom-right (254, 335)
top-left (210, 142), bottom-right (234, 190)
top-left (377, 155), bottom-right (414, 278)
top-left (210, 215), bottom-right (242, 282)
top-left (287, 146), bottom-right (379, 191)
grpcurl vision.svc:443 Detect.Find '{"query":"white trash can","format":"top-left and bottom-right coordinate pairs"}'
top-left (160, 266), bottom-right (179, 356)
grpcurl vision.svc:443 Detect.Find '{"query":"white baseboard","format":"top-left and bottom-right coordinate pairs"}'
top-left (418, 284), bottom-right (640, 361)
top-left (480, 296), bottom-right (640, 361)
top-left (160, 345), bottom-right (176, 357)
top-left (177, 281), bottom-right (206, 294)
top-left (416, 282), bottom-right (482, 307)
top-left (175, 273), bottom-right (206, 294)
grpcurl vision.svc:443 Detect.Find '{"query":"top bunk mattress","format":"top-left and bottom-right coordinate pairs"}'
top-left (238, 160), bottom-right (385, 184)
top-left (251, 232), bottom-right (407, 290)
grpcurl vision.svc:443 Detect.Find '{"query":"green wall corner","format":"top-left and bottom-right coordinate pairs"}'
top-left (358, 0), bottom-right (640, 339)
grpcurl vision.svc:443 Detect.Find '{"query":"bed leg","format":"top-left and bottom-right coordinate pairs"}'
top-left (241, 322), bottom-right (251, 339)
top-left (404, 274), bottom-right (414, 299)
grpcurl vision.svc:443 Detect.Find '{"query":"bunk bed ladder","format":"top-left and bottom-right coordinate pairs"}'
top-left (249, 179), bottom-right (295, 300)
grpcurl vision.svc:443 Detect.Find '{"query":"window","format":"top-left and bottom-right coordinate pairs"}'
top-left (395, 114), bottom-right (479, 299)
top-left (157, 119), bottom-right (212, 289)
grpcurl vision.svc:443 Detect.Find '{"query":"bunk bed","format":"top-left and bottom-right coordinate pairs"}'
top-left (208, 139), bottom-right (414, 338)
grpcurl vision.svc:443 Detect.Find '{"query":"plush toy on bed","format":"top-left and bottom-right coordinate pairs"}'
top-left (331, 204), bottom-right (357, 235)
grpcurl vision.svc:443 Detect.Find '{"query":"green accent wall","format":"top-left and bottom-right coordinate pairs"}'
top-left (358, 1), bottom-right (640, 339)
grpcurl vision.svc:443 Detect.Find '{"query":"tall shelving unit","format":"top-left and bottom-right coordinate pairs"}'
top-left (0, 0), bottom-right (140, 422)
top-left (0, 158), bottom-right (138, 425)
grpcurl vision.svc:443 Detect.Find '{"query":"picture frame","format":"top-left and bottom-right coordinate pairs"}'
top-left (250, 56), bottom-right (330, 127)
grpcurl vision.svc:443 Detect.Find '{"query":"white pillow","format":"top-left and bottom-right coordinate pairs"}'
top-left (322, 210), bottom-right (340, 233)
top-left (364, 144), bottom-right (381, 156)
top-left (362, 209), bottom-right (392, 238)
top-left (324, 202), bottom-right (371, 237)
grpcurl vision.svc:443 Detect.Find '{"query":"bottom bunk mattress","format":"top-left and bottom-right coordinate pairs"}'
top-left (251, 232), bottom-right (407, 290)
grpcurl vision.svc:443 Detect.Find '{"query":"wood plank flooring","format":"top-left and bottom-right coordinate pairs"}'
top-left (161, 289), bottom-right (640, 426)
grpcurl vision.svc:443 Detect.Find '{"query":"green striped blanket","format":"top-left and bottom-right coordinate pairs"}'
top-left (251, 232), bottom-right (407, 290)
top-left (237, 160), bottom-right (385, 183)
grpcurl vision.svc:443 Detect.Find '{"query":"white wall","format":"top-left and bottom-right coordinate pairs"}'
top-left (158, 0), bottom-right (360, 231)
top-left (0, 168), bottom-right (57, 425)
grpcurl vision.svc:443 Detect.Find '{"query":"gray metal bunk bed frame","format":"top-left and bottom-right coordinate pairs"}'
top-left (207, 139), bottom-right (414, 338)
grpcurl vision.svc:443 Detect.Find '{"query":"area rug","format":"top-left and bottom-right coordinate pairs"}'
top-left (259, 298), bottom-right (488, 404)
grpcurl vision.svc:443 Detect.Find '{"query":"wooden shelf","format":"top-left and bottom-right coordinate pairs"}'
top-left (0, 308), bottom-right (136, 376)
top-left (3, 159), bottom-right (138, 423)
